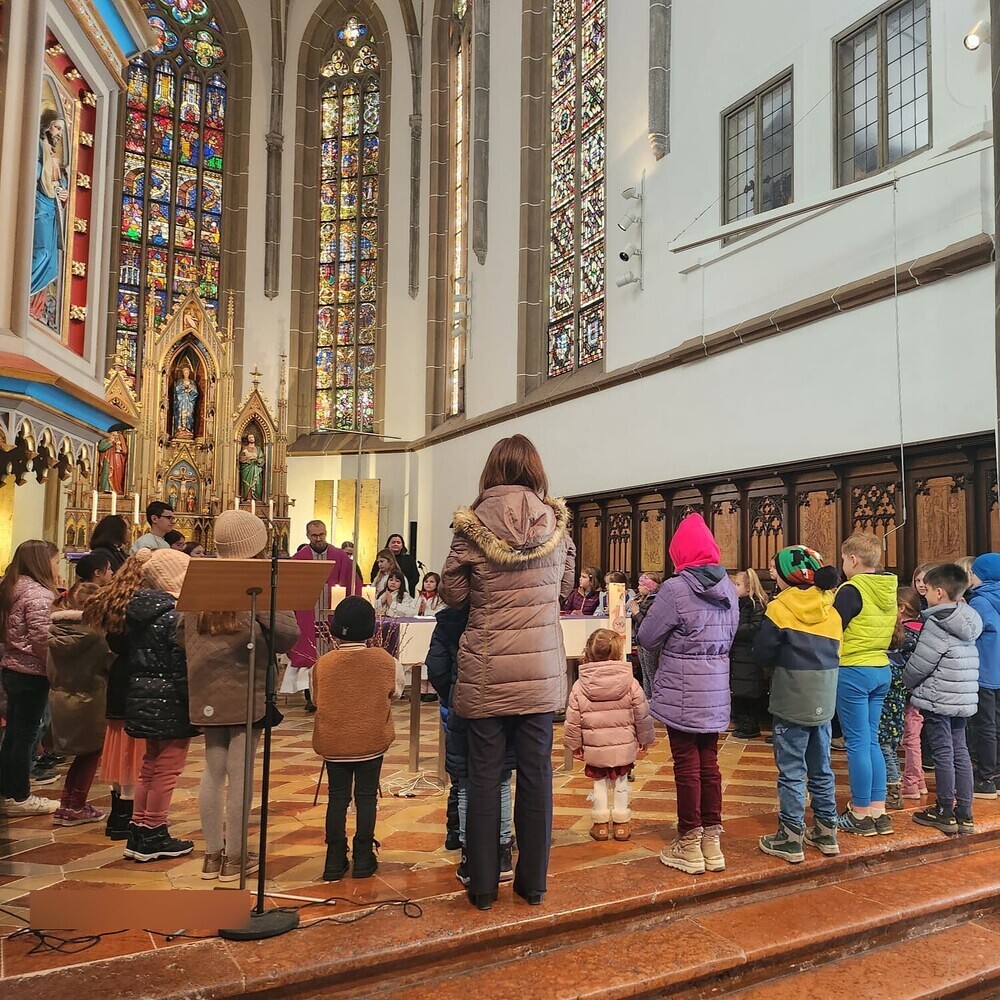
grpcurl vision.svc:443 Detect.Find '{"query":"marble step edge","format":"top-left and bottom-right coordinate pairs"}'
top-left (229, 823), bottom-right (1000, 998)
top-left (348, 855), bottom-right (1000, 1000)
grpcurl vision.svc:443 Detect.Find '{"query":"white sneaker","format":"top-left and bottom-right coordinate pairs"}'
top-left (3, 794), bottom-right (58, 815)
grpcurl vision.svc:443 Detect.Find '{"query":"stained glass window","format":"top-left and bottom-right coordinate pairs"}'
top-left (316, 18), bottom-right (382, 432)
top-left (449, 0), bottom-right (472, 416)
top-left (547, 0), bottom-right (606, 378)
top-left (113, 0), bottom-right (227, 380)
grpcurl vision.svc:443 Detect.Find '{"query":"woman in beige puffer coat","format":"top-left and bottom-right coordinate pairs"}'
top-left (441, 434), bottom-right (575, 911)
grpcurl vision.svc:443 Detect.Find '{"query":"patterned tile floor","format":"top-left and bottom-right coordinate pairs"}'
top-left (0, 695), bottom-right (884, 987)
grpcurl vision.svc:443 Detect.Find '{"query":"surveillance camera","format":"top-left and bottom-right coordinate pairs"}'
top-left (616, 271), bottom-right (640, 288)
top-left (617, 212), bottom-right (638, 233)
top-left (619, 243), bottom-right (641, 263)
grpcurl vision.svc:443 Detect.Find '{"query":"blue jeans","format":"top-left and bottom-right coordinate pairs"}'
top-left (458, 770), bottom-right (513, 847)
top-left (772, 718), bottom-right (837, 829)
top-left (836, 667), bottom-right (891, 807)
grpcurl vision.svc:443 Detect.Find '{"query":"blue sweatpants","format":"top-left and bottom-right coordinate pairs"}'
top-left (836, 666), bottom-right (891, 807)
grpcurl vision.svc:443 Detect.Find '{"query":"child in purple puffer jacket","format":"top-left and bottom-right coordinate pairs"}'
top-left (636, 514), bottom-right (739, 876)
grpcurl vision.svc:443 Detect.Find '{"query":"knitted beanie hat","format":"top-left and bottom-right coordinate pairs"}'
top-left (331, 595), bottom-right (376, 643)
top-left (135, 547), bottom-right (189, 598)
top-left (774, 545), bottom-right (829, 587)
top-left (214, 509), bottom-right (267, 560)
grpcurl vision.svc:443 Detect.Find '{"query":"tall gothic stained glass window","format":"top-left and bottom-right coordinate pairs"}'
top-left (114, 0), bottom-right (228, 380)
top-left (315, 15), bottom-right (382, 432)
top-left (547, 0), bottom-right (606, 378)
top-left (449, 0), bottom-right (471, 416)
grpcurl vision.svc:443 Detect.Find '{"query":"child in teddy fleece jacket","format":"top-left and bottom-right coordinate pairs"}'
top-left (564, 628), bottom-right (654, 844)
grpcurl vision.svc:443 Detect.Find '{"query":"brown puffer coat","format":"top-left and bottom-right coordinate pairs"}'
top-left (46, 610), bottom-right (113, 756)
top-left (563, 660), bottom-right (655, 769)
top-left (179, 611), bottom-right (300, 727)
top-left (440, 486), bottom-right (576, 719)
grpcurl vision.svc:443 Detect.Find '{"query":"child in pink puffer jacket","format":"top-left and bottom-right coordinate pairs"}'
top-left (564, 628), bottom-right (655, 843)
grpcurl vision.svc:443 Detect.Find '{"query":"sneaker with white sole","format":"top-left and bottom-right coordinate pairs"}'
top-left (53, 804), bottom-right (106, 826)
top-left (3, 794), bottom-right (58, 815)
top-left (659, 829), bottom-right (706, 875)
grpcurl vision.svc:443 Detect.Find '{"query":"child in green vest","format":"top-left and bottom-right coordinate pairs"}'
top-left (834, 532), bottom-right (898, 837)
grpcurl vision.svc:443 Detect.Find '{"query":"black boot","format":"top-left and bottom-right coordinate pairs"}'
top-left (132, 824), bottom-right (195, 862)
top-left (323, 838), bottom-right (350, 881)
top-left (304, 690), bottom-right (317, 714)
top-left (105, 791), bottom-right (133, 841)
top-left (351, 836), bottom-right (379, 878)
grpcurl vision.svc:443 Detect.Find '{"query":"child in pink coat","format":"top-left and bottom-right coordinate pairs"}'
top-left (564, 628), bottom-right (655, 842)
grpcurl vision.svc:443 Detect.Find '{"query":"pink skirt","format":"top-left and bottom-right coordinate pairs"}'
top-left (100, 720), bottom-right (146, 787)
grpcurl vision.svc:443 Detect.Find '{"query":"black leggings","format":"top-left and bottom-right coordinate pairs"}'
top-left (0, 670), bottom-right (49, 802)
top-left (325, 757), bottom-right (383, 843)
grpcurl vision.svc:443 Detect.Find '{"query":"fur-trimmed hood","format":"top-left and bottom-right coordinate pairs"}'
top-left (452, 487), bottom-right (570, 564)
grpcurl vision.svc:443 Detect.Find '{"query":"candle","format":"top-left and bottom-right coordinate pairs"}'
top-left (268, 499), bottom-right (274, 520)
top-left (233, 496), bottom-right (239, 510)
top-left (330, 585), bottom-right (346, 610)
top-left (362, 585), bottom-right (376, 607)
top-left (91, 490), bottom-right (98, 523)
top-left (110, 492), bottom-right (117, 516)
top-left (133, 492), bottom-right (140, 525)
top-left (250, 499), bottom-right (256, 516)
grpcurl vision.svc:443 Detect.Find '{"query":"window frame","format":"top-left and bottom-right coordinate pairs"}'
top-left (720, 68), bottom-right (795, 228)
top-left (833, 0), bottom-right (932, 188)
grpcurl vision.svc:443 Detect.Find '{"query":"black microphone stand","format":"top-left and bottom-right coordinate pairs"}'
top-left (219, 526), bottom-right (299, 940)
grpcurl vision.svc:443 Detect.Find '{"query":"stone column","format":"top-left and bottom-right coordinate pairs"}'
top-left (0, 1), bottom-right (45, 334)
top-left (648, 0), bottom-right (671, 160)
top-left (264, 0), bottom-right (287, 299)
top-left (472, 0), bottom-right (490, 265)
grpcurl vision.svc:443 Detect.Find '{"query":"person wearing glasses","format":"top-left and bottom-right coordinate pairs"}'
top-left (131, 502), bottom-right (176, 554)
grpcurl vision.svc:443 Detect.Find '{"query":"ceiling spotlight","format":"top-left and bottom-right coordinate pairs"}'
top-left (619, 243), bottom-right (642, 263)
top-left (621, 185), bottom-right (641, 201)
top-left (965, 19), bottom-right (990, 49)
top-left (617, 212), bottom-right (639, 233)
top-left (616, 271), bottom-right (640, 288)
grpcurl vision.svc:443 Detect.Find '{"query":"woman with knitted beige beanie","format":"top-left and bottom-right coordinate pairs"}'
top-left (179, 510), bottom-right (299, 882)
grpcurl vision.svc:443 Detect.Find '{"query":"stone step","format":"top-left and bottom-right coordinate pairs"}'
top-left (360, 848), bottom-right (1000, 1000)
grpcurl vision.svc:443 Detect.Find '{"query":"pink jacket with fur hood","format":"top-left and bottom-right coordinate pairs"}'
top-left (563, 660), bottom-right (655, 769)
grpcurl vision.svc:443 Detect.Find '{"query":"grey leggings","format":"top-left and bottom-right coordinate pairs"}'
top-left (198, 726), bottom-right (260, 854)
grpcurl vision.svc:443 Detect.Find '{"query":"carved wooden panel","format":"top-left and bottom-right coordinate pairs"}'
top-left (638, 495), bottom-right (666, 573)
top-left (749, 494), bottom-right (785, 571)
top-left (797, 489), bottom-right (840, 565)
top-left (851, 481), bottom-right (898, 570)
top-left (605, 499), bottom-right (632, 575)
top-left (914, 476), bottom-right (968, 563)
top-left (712, 498), bottom-right (740, 569)
top-left (578, 506), bottom-right (602, 572)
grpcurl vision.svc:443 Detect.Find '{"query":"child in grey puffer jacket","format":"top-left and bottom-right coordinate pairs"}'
top-left (902, 563), bottom-right (983, 835)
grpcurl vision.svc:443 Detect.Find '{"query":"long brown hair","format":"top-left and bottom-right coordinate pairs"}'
top-left (56, 581), bottom-right (102, 611)
top-left (374, 548), bottom-right (400, 575)
top-left (0, 540), bottom-right (58, 639)
top-left (197, 611), bottom-right (243, 635)
top-left (478, 434), bottom-right (548, 497)
top-left (579, 566), bottom-right (600, 595)
top-left (82, 553), bottom-right (145, 633)
top-left (891, 585), bottom-right (922, 646)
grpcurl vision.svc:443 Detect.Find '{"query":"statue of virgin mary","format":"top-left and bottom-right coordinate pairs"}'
top-left (172, 362), bottom-right (199, 439)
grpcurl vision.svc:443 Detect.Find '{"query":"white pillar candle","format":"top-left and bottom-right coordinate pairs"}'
top-left (362, 585), bottom-right (376, 607)
top-left (133, 492), bottom-right (140, 525)
top-left (250, 498), bottom-right (256, 516)
top-left (110, 492), bottom-right (117, 516)
top-left (233, 496), bottom-right (239, 510)
top-left (330, 585), bottom-right (346, 610)
top-left (268, 499), bottom-right (274, 520)
top-left (91, 490), bottom-right (98, 523)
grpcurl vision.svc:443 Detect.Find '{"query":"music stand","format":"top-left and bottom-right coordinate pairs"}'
top-left (177, 555), bottom-right (330, 940)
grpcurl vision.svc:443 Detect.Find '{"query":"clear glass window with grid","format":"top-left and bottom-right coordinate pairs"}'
top-left (837, 0), bottom-right (929, 186)
top-left (723, 76), bottom-right (793, 225)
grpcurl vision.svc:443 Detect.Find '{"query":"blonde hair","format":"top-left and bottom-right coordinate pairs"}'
top-left (842, 531), bottom-right (883, 569)
top-left (956, 556), bottom-right (976, 587)
top-left (82, 553), bottom-right (145, 633)
top-left (733, 568), bottom-right (769, 608)
top-left (583, 628), bottom-right (624, 663)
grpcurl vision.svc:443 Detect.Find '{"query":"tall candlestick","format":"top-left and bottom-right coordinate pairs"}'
top-left (110, 492), bottom-right (117, 516)
top-left (91, 490), bottom-right (98, 523)
top-left (133, 492), bottom-right (140, 525)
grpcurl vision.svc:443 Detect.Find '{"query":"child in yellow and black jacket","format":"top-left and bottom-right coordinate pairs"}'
top-left (753, 546), bottom-right (843, 864)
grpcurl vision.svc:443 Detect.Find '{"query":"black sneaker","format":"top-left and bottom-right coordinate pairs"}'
top-left (973, 779), bottom-right (997, 800)
top-left (731, 729), bottom-right (762, 741)
top-left (837, 808), bottom-right (877, 836)
top-left (445, 829), bottom-right (462, 852)
top-left (455, 851), bottom-right (470, 887)
top-left (36, 752), bottom-right (65, 768)
top-left (499, 841), bottom-right (513, 883)
top-left (957, 814), bottom-right (975, 836)
top-left (31, 764), bottom-right (59, 786)
top-left (873, 813), bottom-right (894, 836)
top-left (913, 805), bottom-right (958, 836)
top-left (132, 824), bottom-right (195, 862)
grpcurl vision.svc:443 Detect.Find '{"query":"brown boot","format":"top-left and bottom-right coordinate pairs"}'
top-left (612, 822), bottom-right (631, 841)
top-left (611, 806), bottom-right (632, 841)
top-left (590, 822), bottom-right (610, 841)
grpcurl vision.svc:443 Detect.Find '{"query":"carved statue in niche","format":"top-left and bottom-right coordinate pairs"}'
top-left (171, 361), bottom-right (200, 439)
top-left (238, 428), bottom-right (265, 501)
top-left (97, 430), bottom-right (128, 494)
